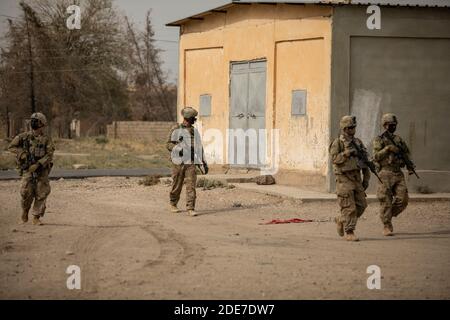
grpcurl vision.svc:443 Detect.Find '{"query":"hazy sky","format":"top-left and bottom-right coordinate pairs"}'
top-left (0, 0), bottom-right (230, 84)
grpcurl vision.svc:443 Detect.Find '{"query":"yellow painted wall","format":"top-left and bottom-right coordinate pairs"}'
top-left (178, 4), bottom-right (332, 178)
top-left (275, 37), bottom-right (330, 174)
top-left (184, 47), bottom-right (226, 164)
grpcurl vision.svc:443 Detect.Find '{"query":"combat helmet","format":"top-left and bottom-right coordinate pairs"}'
top-left (181, 107), bottom-right (198, 119)
top-left (30, 112), bottom-right (48, 127)
top-left (340, 115), bottom-right (357, 130)
top-left (381, 113), bottom-right (398, 126)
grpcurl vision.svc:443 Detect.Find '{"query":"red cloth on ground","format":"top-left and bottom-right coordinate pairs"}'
top-left (260, 218), bottom-right (314, 225)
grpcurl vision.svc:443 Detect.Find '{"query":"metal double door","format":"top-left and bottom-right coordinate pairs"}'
top-left (229, 60), bottom-right (267, 167)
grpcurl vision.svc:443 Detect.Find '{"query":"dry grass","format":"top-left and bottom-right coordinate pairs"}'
top-left (0, 139), bottom-right (15, 170)
top-left (0, 137), bottom-right (170, 170)
top-left (138, 175), bottom-right (162, 186)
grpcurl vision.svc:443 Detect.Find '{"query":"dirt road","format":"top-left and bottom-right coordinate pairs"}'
top-left (0, 177), bottom-right (449, 299)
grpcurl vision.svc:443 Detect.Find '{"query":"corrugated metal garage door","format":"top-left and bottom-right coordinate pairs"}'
top-left (350, 36), bottom-right (450, 175)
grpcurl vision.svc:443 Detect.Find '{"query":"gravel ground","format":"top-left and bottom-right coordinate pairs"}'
top-left (0, 177), bottom-right (449, 299)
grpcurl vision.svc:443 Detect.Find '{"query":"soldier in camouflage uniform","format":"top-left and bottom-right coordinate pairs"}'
top-left (8, 112), bottom-right (55, 225)
top-left (166, 107), bottom-right (208, 217)
top-left (329, 116), bottom-right (370, 241)
top-left (373, 113), bottom-right (414, 236)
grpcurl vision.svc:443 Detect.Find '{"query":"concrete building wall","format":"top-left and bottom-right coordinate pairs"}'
top-left (330, 6), bottom-right (450, 192)
top-left (178, 4), bottom-right (333, 190)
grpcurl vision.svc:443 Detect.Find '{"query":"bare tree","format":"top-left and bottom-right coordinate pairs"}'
top-left (0, 0), bottom-right (131, 137)
top-left (125, 11), bottom-right (176, 121)
top-left (0, 1), bottom-right (176, 138)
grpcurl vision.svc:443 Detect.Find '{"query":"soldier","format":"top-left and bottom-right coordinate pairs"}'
top-left (329, 116), bottom-right (370, 241)
top-left (166, 107), bottom-right (208, 217)
top-left (8, 112), bottom-right (55, 225)
top-left (373, 113), bottom-right (414, 236)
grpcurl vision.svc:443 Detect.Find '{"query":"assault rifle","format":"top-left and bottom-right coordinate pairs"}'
top-left (382, 132), bottom-right (419, 179)
top-left (349, 139), bottom-right (382, 184)
top-left (22, 139), bottom-right (38, 183)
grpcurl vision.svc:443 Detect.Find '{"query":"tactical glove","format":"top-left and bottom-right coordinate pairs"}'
top-left (344, 148), bottom-right (357, 158)
top-left (18, 151), bottom-right (28, 161)
top-left (386, 145), bottom-right (400, 153)
top-left (28, 163), bottom-right (41, 173)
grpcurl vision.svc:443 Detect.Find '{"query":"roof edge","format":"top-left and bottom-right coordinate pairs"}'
top-left (166, 3), bottom-right (235, 27)
top-left (166, 0), bottom-right (450, 27)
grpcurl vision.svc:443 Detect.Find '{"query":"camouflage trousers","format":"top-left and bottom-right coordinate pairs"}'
top-left (170, 164), bottom-right (197, 210)
top-left (335, 171), bottom-right (367, 232)
top-left (377, 169), bottom-right (409, 226)
top-left (20, 170), bottom-right (51, 217)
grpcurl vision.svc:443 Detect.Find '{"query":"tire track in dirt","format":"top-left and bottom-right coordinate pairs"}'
top-left (70, 223), bottom-right (204, 298)
top-left (68, 197), bottom-right (205, 298)
top-left (140, 222), bottom-right (204, 270)
top-left (70, 228), bottom-right (111, 297)
top-left (96, 198), bottom-right (205, 273)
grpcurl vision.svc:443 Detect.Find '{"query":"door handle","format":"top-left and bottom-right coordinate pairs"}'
top-left (247, 113), bottom-right (256, 119)
top-left (235, 113), bottom-right (245, 119)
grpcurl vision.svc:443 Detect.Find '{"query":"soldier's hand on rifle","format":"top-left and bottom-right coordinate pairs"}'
top-left (18, 151), bottom-right (28, 161)
top-left (407, 165), bottom-right (416, 175)
top-left (344, 148), bottom-right (357, 158)
top-left (386, 145), bottom-right (400, 153)
top-left (28, 163), bottom-right (41, 173)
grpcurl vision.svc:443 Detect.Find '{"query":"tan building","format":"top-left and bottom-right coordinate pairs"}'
top-left (168, 0), bottom-right (450, 192)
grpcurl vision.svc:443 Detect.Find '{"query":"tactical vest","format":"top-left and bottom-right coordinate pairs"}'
top-left (332, 137), bottom-right (363, 174)
top-left (374, 134), bottom-right (406, 171)
top-left (17, 132), bottom-right (51, 173)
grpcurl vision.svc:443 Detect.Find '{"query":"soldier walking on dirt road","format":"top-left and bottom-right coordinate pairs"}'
top-left (372, 113), bottom-right (416, 236)
top-left (8, 112), bottom-right (55, 225)
top-left (329, 116), bottom-right (370, 241)
top-left (166, 107), bottom-right (208, 217)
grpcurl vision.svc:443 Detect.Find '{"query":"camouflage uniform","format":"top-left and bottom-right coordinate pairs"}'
top-left (329, 116), bottom-right (370, 237)
top-left (166, 107), bottom-right (205, 212)
top-left (8, 113), bottom-right (55, 223)
top-left (373, 114), bottom-right (411, 232)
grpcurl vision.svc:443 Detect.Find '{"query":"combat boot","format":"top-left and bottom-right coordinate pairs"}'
top-left (20, 211), bottom-right (29, 224)
top-left (32, 216), bottom-right (43, 226)
top-left (383, 224), bottom-right (394, 236)
top-left (345, 231), bottom-right (359, 242)
top-left (335, 217), bottom-right (344, 237)
top-left (170, 204), bottom-right (181, 213)
top-left (188, 209), bottom-right (198, 217)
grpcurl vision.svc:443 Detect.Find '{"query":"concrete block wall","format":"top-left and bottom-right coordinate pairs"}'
top-left (106, 121), bottom-right (176, 141)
